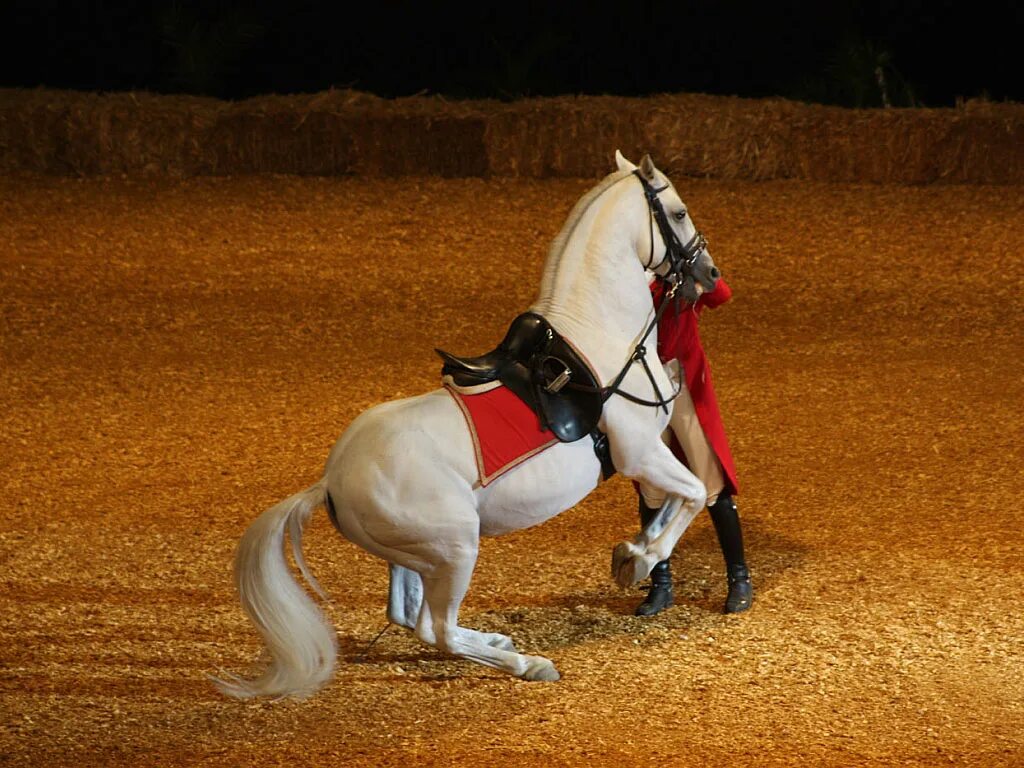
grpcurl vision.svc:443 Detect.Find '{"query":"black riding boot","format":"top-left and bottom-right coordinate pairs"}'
top-left (708, 495), bottom-right (753, 613)
top-left (634, 498), bottom-right (674, 616)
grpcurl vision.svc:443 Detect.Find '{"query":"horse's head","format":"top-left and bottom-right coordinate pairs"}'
top-left (615, 150), bottom-right (719, 304)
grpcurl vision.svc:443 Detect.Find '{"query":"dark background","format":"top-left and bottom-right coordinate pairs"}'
top-left (1, 0), bottom-right (1021, 107)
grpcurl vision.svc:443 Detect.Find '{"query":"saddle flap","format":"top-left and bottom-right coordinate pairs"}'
top-left (534, 345), bottom-right (604, 443)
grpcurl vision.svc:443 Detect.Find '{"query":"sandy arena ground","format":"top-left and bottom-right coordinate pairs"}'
top-left (1, 174), bottom-right (1022, 767)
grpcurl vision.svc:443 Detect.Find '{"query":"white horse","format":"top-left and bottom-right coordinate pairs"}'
top-left (216, 152), bottom-right (721, 698)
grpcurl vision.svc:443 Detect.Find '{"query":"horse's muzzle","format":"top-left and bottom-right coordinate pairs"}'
top-left (697, 265), bottom-right (720, 293)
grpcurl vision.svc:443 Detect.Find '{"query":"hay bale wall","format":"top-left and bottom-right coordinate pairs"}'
top-left (1, 88), bottom-right (1022, 183)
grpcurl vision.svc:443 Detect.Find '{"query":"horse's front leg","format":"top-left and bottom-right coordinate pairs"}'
top-left (611, 493), bottom-right (678, 588)
top-left (611, 490), bottom-right (707, 587)
top-left (604, 408), bottom-right (707, 588)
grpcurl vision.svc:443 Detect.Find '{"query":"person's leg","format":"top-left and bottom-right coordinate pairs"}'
top-left (707, 495), bottom-right (752, 613)
top-left (670, 384), bottom-right (725, 504)
top-left (669, 385), bottom-right (753, 614)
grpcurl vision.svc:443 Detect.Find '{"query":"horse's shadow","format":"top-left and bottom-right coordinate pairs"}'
top-left (338, 524), bottom-right (808, 670)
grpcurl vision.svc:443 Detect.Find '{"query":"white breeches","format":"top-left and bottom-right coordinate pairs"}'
top-left (640, 382), bottom-right (725, 510)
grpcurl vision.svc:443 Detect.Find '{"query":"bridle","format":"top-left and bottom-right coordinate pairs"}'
top-left (563, 169), bottom-right (713, 414)
top-left (635, 169), bottom-right (710, 282)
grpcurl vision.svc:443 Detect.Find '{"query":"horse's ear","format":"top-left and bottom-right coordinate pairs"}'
top-left (615, 149), bottom-right (636, 172)
top-left (639, 154), bottom-right (658, 181)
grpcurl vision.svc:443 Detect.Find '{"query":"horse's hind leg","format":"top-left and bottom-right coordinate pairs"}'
top-left (415, 547), bottom-right (555, 680)
top-left (389, 562), bottom-right (515, 650)
top-left (387, 564), bottom-right (422, 630)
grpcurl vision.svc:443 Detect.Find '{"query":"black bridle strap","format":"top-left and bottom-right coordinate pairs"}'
top-left (642, 179), bottom-right (667, 270)
top-left (635, 169), bottom-right (708, 282)
top-left (600, 278), bottom-right (683, 412)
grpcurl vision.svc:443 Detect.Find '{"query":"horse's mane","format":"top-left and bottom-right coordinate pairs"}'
top-left (537, 168), bottom-right (634, 300)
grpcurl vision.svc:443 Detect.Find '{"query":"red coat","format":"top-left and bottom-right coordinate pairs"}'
top-left (650, 278), bottom-right (739, 496)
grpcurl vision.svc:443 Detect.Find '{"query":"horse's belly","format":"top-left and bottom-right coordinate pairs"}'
top-left (324, 388), bottom-right (601, 542)
top-left (476, 439), bottom-right (601, 536)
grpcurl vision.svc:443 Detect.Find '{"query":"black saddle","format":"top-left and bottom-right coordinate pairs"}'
top-left (436, 312), bottom-right (605, 444)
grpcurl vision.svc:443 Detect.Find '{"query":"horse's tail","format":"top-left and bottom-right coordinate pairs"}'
top-left (213, 480), bottom-right (336, 699)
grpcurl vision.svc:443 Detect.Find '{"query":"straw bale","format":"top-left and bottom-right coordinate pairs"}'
top-left (202, 89), bottom-right (490, 177)
top-left (498, 93), bottom-right (1024, 185)
top-left (345, 114), bottom-right (488, 177)
top-left (206, 100), bottom-right (356, 175)
top-left (1, 88), bottom-right (1022, 183)
top-left (0, 89), bottom-right (221, 176)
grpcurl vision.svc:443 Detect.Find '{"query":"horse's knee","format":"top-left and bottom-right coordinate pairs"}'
top-left (640, 486), bottom-right (666, 509)
top-left (434, 619), bottom-right (466, 654)
top-left (691, 488), bottom-right (707, 512)
top-left (415, 618), bottom-right (459, 655)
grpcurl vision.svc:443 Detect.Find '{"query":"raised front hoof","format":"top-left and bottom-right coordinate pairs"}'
top-left (724, 575), bottom-right (754, 614)
top-left (521, 656), bottom-right (560, 682)
top-left (611, 542), bottom-right (650, 588)
top-left (634, 586), bottom-right (674, 617)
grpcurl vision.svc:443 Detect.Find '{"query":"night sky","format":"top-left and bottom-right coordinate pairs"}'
top-left (1, 1), bottom-right (1021, 107)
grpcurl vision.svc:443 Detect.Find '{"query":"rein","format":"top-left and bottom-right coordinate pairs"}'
top-left (567, 277), bottom-right (681, 413)
top-left (596, 278), bottom-right (682, 412)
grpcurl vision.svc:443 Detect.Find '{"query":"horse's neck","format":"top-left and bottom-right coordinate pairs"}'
top-left (532, 186), bottom-right (653, 381)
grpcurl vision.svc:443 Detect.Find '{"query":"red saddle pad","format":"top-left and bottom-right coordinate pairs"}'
top-left (445, 382), bottom-right (558, 487)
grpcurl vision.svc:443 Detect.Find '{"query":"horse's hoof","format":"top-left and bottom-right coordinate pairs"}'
top-left (611, 541), bottom-right (642, 581)
top-left (612, 542), bottom-right (653, 588)
top-left (616, 555), bottom-right (652, 588)
top-left (521, 656), bottom-right (560, 682)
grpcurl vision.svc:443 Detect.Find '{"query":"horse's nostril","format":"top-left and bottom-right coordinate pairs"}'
top-left (710, 266), bottom-right (720, 279)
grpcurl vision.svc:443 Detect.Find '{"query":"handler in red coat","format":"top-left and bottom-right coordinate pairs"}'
top-left (634, 276), bottom-right (752, 615)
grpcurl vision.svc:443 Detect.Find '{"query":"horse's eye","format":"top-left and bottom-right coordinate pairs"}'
top-left (673, 210), bottom-right (687, 221)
